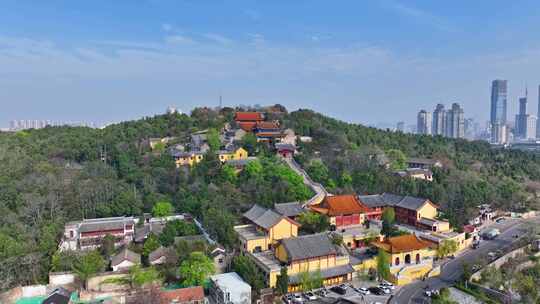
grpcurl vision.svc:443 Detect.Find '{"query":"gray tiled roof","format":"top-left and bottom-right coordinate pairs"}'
top-left (396, 196), bottom-right (429, 211)
top-left (111, 248), bottom-right (140, 267)
top-left (79, 218), bottom-right (133, 233)
top-left (274, 202), bottom-right (304, 217)
top-left (357, 193), bottom-right (430, 211)
top-left (288, 264), bottom-right (354, 284)
top-left (149, 246), bottom-right (173, 263)
top-left (243, 205), bottom-right (285, 230)
top-left (357, 195), bottom-right (386, 208)
top-left (281, 233), bottom-right (336, 262)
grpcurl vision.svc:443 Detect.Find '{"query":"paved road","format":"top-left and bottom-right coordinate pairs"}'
top-left (390, 217), bottom-right (537, 304)
top-left (282, 157), bottom-right (328, 206)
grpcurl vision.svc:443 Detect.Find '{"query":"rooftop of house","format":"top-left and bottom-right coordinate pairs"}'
top-left (68, 216), bottom-right (134, 233)
top-left (134, 222), bottom-right (166, 242)
top-left (149, 246), bottom-right (173, 263)
top-left (372, 234), bottom-right (434, 254)
top-left (274, 202), bottom-right (304, 218)
top-left (210, 272), bottom-right (251, 292)
top-left (275, 143), bottom-right (297, 151)
top-left (111, 247), bottom-right (141, 267)
top-left (42, 287), bottom-right (72, 304)
top-left (280, 233), bottom-right (337, 262)
top-left (313, 195), bottom-right (370, 216)
top-left (251, 250), bottom-right (282, 272)
top-left (235, 112), bottom-right (264, 122)
top-left (243, 204), bottom-right (299, 230)
top-left (159, 286), bottom-right (205, 304)
top-left (233, 224), bottom-right (266, 241)
top-left (357, 193), bottom-right (436, 212)
top-left (255, 121), bottom-right (280, 129)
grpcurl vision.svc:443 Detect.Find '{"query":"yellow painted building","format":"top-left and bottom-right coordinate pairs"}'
top-left (235, 205), bottom-right (299, 254)
top-left (273, 233), bottom-right (354, 292)
top-left (172, 151), bottom-right (205, 167)
top-left (217, 147), bottom-right (248, 163)
top-left (372, 234), bottom-right (437, 285)
top-left (173, 147), bottom-right (249, 167)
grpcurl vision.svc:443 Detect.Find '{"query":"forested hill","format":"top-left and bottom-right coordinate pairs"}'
top-left (283, 109), bottom-right (540, 226)
top-left (1, 106), bottom-right (539, 289)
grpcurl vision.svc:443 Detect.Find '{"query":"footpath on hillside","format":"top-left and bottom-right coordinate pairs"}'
top-left (281, 156), bottom-right (329, 207)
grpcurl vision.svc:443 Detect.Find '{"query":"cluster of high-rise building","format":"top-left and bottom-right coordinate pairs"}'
top-left (490, 80), bottom-right (539, 144)
top-left (416, 103), bottom-right (466, 139)
top-left (9, 119), bottom-right (98, 131)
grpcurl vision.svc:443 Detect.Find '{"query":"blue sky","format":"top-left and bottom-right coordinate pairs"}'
top-left (2, 0), bottom-right (540, 128)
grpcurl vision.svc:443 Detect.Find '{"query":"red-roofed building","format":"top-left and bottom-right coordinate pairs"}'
top-left (235, 112), bottom-right (264, 122)
top-left (159, 286), bottom-right (206, 304)
top-left (311, 195), bottom-right (370, 228)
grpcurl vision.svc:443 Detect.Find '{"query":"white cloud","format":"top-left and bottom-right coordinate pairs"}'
top-left (165, 34), bottom-right (195, 45)
top-left (203, 33), bottom-right (233, 45)
top-left (162, 23), bottom-right (173, 32)
top-left (380, 0), bottom-right (456, 32)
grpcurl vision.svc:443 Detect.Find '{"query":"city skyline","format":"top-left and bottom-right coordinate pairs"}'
top-left (2, 1), bottom-right (540, 128)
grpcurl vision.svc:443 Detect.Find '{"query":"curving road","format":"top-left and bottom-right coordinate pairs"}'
top-left (390, 217), bottom-right (538, 304)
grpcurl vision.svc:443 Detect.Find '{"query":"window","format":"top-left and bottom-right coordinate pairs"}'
top-left (395, 257), bottom-right (400, 266)
top-left (69, 231), bottom-right (74, 238)
top-left (218, 258), bottom-right (223, 264)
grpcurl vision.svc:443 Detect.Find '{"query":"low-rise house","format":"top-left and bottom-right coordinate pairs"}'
top-left (134, 222), bottom-right (166, 243)
top-left (211, 247), bottom-right (228, 274)
top-left (371, 234), bottom-right (437, 285)
top-left (357, 193), bottom-right (449, 232)
top-left (148, 137), bottom-right (176, 150)
top-left (209, 272), bottom-right (251, 304)
top-left (159, 286), bottom-right (206, 304)
top-left (395, 168), bottom-right (433, 182)
top-left (234, 205), bottom-right (300, 254)
top-left (111, 248), bottom-right (141, 272)
top-left (171, 150), bottom-right (205, 167)
top-left (217, 147), bottom-right (248, 163)
top-left (298, 136), bottom-right (313, 143)
top-left (42, 287), bottom-right (72, 304)
top-left (60, 216), bottom-right (135, 251)
top-left (281, 129), bottom-right (297, 145)
top-left (149, 246), bottom-right (175, 266)
top-left (235, 112), bottom-right (265, 132)
top-left (310, 195), bottom-right (370, 228)
top-left (274, 202), bottom-right (304, 221)
top-left (275, 143), bottom-right (296, 158)
top-left (406, 157), bottom-right (443, 170)
top-left (275, 233), bottom-right (355, 291)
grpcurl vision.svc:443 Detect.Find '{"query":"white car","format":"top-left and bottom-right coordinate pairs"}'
top-left (293, 294), bottom-right (303, 303)
top-left (303, 292), bottom-right (317, 301)
top-left (355, 287), bottom-right (370, 295)
top-left (379, 281), bottom-right (395, 290)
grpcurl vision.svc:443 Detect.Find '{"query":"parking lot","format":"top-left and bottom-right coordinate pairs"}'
top-left (283, 280), bottom-right (396, 304)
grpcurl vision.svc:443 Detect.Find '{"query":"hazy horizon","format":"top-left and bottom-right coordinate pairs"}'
top-left (2, 1), bottom-right (540, 128)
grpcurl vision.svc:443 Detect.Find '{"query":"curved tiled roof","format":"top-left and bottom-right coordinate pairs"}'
top-left (235, 112), bottom-right (264, 121)
top-left (281, 233), bottom-right (337, 262)
top-left (373, 234), bottom-right (433, 253)
top-left (322, 195), bottom-right (370, 216)
top-left (243, 204), bottom-right (299, 230)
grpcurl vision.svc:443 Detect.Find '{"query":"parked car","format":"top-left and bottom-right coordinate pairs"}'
top-left (354, 287), bottom-right (370, 295)
top-left (495, 217), bottom-right (505, 223)
top-left (338, 283), bottom-right (350, 290)
top-left (380, 287), bottom-right (391, 294)
top-left (488, 252), bottom-right (497, 260)
top-left (282, 295), bottom-right (293, 304)
top-left (379, 281), bottom-right (395, 290)
top-left (330, 286), bottom-right (347, 295)
top-left (303, 292), bottom-right (317, 301)
top-left (292, 294), bottom-right (303, 303)
top-left (368, 287), bottom-right (385, 295)
top-left (472, 264), bottom-right (482, 272)
top-left (315, 288), bottom-right (328, 297)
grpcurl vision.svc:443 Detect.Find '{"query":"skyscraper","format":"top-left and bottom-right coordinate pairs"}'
top-left (537, 85), bottom-right (540, 139)
top-left (446, 103), bottom-right (465, 138)
top-left (396, 121), bottom-right (405, 132)
top-left (515, 94), bottom-right (528, 139)
top-left (490, 80), bottom-right (508, 143)
top-left (417, 110), bottom-right (432, 135)
top-left (432, 104), bottom-right (447, 136)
